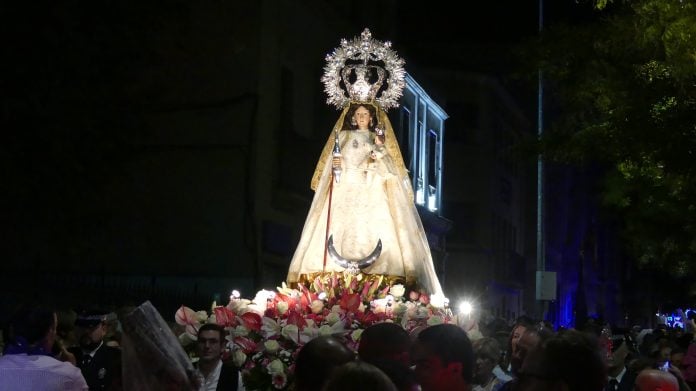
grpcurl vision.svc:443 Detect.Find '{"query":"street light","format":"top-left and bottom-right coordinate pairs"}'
top-left (459, 300), bottom-right (473, 317)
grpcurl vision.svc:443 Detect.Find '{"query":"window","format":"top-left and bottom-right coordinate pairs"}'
top-left (399, 74), bottom-right (448, 214)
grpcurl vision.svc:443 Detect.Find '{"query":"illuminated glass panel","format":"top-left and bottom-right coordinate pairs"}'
top-left (400, 74), bottom-right (448, 214)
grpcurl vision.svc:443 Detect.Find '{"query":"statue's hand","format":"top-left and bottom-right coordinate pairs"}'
top-left (375, 128), bottom-right (385, 145)
top-left (370, 149), bottom-right (384, 160)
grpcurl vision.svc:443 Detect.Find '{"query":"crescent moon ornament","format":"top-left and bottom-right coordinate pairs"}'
top-left (327, 235), bottom-right (382, 274)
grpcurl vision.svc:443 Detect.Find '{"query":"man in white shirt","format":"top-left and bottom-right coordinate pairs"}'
top-left (196, 323), bottom-right (239, 391)
top-left (0, 305), bottom-right (88, 391)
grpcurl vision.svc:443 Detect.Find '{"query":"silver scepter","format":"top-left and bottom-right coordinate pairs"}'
top-left (332, 131), bottom-right (342, 183)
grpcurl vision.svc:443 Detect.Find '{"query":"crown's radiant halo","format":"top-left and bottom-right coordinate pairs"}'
top-left (322, 28), bottom-right (405, 110)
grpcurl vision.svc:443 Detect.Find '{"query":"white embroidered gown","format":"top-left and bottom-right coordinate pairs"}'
top-left (286, 109), bottom-right (444, 297)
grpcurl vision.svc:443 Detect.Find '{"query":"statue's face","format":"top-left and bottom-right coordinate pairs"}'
top-left (353, 106), bottom-right (371, 129)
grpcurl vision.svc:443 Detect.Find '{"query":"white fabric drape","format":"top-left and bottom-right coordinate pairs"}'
top-left (287, 104), bottom-right (443, 297)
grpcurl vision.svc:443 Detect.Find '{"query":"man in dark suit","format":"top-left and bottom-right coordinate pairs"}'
top-left (606, 332), bottom-right (637, 391)
top-left (196, 323), bottom-right (239, 391)
top-left (69, 309), bottom-right (122, 390)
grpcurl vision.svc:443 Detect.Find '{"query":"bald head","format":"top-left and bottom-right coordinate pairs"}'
top-left (635, 369), bottom-right (678, 391)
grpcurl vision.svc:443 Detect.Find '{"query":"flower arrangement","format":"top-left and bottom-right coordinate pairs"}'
top-left (174, 272), bottom-right (454, 391)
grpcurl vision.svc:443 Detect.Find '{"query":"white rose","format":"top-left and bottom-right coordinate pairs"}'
top-left (267, 359), bottom-right (285, 375)
top-left (331, 305), bottom-right (343, 313)
top-left (318, 324), bottom-right (334, 336)
top-left (350, 329), bottom-right (363, 342)
top-left (196, 311), bottom-right (209, 322)
top-left (281, 324), bottom-right (299, 341)
top-left (326, 312), bottom-right (341, 325)
top-left (416, 307), bottom-right (430, 318)
top-left (232, 325), bottom-right (249, 337)
top-left (232, 349), bottom-right (247, 367)
top-left (276, 301), bottom-right (289, 315)
top-left (310, 300), bottom-right (324, 314)
top-left (264, 340), bottom-right (281, 354)
top-left (250, 290), bottom-right (275, 314)
top-left (393, 303), bottom-right (408, 316)
top-left (427, 316), bottom-right (444, 326)
top-left (228, 299), bottom-right (250, 314)
top-left (389, 284), bottom-right (406, 298)
top-left (178, 332), bottom-right (196, 346)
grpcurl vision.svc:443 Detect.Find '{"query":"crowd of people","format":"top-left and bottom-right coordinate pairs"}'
top-left (1, 301), bottom-right (696, 391)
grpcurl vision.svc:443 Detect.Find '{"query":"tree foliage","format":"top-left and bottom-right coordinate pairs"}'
top-left (519, 0), bottom-right (696, 282)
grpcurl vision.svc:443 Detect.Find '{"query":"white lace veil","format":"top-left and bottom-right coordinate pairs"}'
top-left (121, 301), bottom-right (202, 391)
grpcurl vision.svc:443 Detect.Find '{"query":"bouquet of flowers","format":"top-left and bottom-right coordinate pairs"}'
top-left (175, 272), bottom-right (454, 391)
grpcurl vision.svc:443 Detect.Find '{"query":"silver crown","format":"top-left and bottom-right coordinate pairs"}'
top-left (322, 28), bottom-right (405, 110)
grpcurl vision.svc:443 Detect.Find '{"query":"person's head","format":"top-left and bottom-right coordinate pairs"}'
top-left (514, 329), bottom-right (606, 391)
top-left (347, 103), bottom-right (377, 131)
top-left (634, 369), bottom-right (679, 391)
top-left (358, 322), bottom-right (411, 365)
top-left (412, 323), bottom-right (474, 391)
top-left (196, 323), bottom-right (226, 364)
top-left (74, 309), bottom-right (111, 351)
top-left (472, 337), bottom-right (502, 385)
top-left (294, 336), bottom-right (355, 391)
top-left (656, 345), bottom-right (672, 366)
top-left (669, 346), bottom-right (685, 370)
top-left (7, 304), bottom-right (57, 352)
top-left (510, 328), bottom-right (540, 375)
top-left (370, 358), bottom-right (420, 391)
top-left (321, 360), bottom-right (398, 391)
top-left (607, 335), bottom-right (630, 373)
top-left (508, 316), bottom-right (535, 359)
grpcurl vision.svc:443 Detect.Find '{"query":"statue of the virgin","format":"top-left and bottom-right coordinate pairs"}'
top-left (286, 29), bottom-right (444, 298)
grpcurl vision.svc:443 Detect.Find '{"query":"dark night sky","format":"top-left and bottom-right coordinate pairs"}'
top-left (5, 1), bottom-right (688, 323)
top-left (8, 1), bottom-right (663, 320)
top-left (2, 0), bottom-right (598, 277)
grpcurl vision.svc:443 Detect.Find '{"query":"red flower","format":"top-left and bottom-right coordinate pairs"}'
top-left (306, 313), bottom-right (324, 324)
top-left (356, 310), bottom-right (386, 326)
top-left (349, 277), bottom-right (359, 291)
top-left (214, 306), bottom-right (238, 328)
top-left (286, 309), bottom-right (308, 330)
top-left (241, 312), bottom-right (262, 331)
top-left (234, 336), bottom-right (257, 354)
top-left (275, 293), bottom-right (298, 308)
top-left (360, 280), bottom-right (372, 299)
top-left (418, 294), bottom-right (430, 305)
top-left (264, 307), bottom-right (279, 318)
top-left (339, 293), bottom-right (361, 313)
